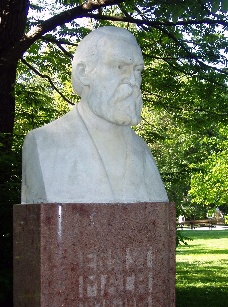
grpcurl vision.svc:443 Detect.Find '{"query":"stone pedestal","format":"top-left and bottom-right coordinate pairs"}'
top-left (14, 202), bottom-right (175, 307)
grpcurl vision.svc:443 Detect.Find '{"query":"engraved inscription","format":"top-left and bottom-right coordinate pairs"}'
top-left (77, 247), bottom-right (153, 306)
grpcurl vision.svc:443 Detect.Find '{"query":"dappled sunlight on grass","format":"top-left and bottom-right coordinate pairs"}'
top-left (176, 230), bottom-right (228, 307)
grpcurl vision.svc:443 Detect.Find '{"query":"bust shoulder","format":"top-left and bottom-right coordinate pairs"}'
top-left (24, 106), bottom-right (80, 146)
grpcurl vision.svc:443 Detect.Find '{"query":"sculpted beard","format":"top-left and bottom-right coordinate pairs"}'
top-left (112, 83), bottom-right (143, 125)
top-left (89, 83), bottom-right (143, 126)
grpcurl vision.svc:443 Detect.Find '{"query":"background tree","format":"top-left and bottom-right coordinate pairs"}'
top-left (0, 1), bottom-right (227, 305)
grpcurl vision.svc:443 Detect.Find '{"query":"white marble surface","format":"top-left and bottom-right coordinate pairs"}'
top-left (21, 26), bottom-right (168, 204)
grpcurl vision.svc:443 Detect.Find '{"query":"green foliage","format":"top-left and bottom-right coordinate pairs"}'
top-left (190, 150), bottom-right (228, 206)
top-left (131, 10), bottom-right (228, 212)
top-left (176, 229), bottom-right (193, 247)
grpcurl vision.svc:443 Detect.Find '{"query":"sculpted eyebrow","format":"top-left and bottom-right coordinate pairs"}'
top-left (135, 64), bottom-right (144, 68)
top-left (112, 59), bottom-right (132, 65)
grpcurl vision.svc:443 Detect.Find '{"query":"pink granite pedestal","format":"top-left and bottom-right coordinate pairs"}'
top-left (14, 202), bottom-right (175, 307)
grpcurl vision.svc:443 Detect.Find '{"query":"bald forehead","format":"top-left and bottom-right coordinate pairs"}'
top-left (100, 37), bottom-right (144, 66)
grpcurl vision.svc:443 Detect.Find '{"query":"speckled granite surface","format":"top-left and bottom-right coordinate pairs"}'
top-left (14, 202), bottom-right (175, 307)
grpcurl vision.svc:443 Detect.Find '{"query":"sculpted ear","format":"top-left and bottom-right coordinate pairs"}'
top-left (75, 62), bottom-right (90, 86)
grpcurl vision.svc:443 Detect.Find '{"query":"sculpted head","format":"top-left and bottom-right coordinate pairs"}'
top-left (72, 26), bottom-right (144, 126)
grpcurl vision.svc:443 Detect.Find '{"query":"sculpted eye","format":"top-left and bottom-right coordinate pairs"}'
top-left (134, 65), bottom-right (143, 72)
top-left (118, 65), bottom-right (124, 70)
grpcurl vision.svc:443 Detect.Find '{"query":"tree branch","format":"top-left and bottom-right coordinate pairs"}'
top-left (42, 36), bottom-right (78, 47)
top-left (1, 0), bottom-right (126, 64)
top-left (21, 58), bottom-right (74, 105)
top-left (42, 37), bottom-right (74, 58)
top-left (55, 43), bottom-right (74, 59)
top-left (84, 12), bottom-right (228, 27)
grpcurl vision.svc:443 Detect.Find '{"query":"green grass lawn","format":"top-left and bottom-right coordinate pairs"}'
top-left (176, 230), bottom-right (228, 307)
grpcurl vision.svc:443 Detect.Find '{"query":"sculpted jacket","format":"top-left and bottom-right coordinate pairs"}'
top-left (21, 103), bottom-right (168, 204)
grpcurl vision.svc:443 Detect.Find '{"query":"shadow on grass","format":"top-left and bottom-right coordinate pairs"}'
top-left (176, 286), bottom-right (228, 307)
top-left (179, 230), bottom-right (228, 240)
top-left (177, 247), bottom-right (228, 255)
top-left (176, 260), bottom-right (227, 283)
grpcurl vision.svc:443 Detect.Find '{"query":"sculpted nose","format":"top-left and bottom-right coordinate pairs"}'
top-left (129, 72), bottom-right (137, 86)
top-left (124, 70), bottom-right (137, 86)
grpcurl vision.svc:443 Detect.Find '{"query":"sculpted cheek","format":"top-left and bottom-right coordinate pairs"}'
top-left (113, 84), bottom-right (133, 101)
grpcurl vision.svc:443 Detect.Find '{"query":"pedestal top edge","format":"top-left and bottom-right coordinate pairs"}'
top-left (15, 201), bottom-right (172, 206)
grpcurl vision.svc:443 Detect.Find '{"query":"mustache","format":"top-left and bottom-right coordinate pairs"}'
top-left (112, 83), bottom-right (142, 102)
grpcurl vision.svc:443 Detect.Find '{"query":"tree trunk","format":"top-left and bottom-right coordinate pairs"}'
top-left (0, 0), bottom-right (29, 149)
top-left (0, 62), bottom-right (18, 150)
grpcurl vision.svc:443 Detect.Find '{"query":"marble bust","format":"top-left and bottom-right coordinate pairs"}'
top-left (21, 26), bottom-right (168, 204)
